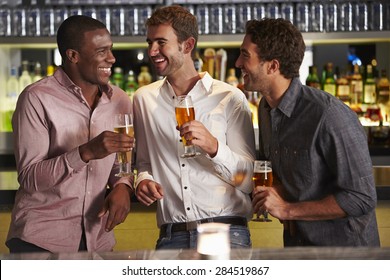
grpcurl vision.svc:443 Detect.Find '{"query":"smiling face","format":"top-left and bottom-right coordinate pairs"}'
top-left (235, 34), bottom-right (270, 94)
top-left (146, 24), bottom-right (186, 78)
top-left (75, 28), bottom-right (116, 86)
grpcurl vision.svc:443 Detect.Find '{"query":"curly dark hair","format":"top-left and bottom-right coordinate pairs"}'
top-left (56, 15), bottom-right (108, 62)
top-left (245, 18), bottom-right (305, 79)
top-left (146, 5), bottom-right (198, 48)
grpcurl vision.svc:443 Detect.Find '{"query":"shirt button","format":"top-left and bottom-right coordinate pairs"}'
top-left (182, 164), bottom-right (185, 167)
top-left (89, 167), bottom-right (93, 171)
top-left (184, 186), bottom-right (188, 190)
top-left (186, 207), bottom-right (190, 211)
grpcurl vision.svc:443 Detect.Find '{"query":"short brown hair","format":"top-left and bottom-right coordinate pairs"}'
top-left (146, 5), bottom-right (198, 48)
top-left (245, 18), bottom-right (305, 78)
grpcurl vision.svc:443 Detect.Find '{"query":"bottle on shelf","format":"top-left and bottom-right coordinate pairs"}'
top-left (377, 69), bottom-right (390, 122)
top-left (306, 65), bottom-right (321, 89)
top-left (125, 70), bottom-right (138, 100)
top-left (46, 65), bottom-right (55, 76)
top-left (322, 62), bottom-right (336, 96)
top-left (363, 64), bottom-right (377, 104)
top-left (111, 67), bottom-right (124, 89)
top-left (2, 67), bottom-right (19, 132)
top-left (226, 68), bottom-right (239, 87)
top-left (377, 69), bottom-right (390, 104)
top-left (137, 66), bottom-right (152, 88)
top-left (32, 61), bottom-right (43, 82)
top-left (336, 68), bottom-right (351, 104)
top-left (19, 60), bottom-right (32, 92)
top-left (350, 64), bottom-right (363, 107)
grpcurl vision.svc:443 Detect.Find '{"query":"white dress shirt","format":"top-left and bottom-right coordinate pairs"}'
top-left (134, 72), bottom-right (256, 227)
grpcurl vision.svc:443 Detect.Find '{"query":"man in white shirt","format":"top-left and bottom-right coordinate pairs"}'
top-left (133, 5), bottom-right (256, 249)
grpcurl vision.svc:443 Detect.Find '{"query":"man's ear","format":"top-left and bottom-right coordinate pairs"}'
top-left (183, 37), bottom-right (196, 55)
top-left (66, 49), bottom-right (79, 64)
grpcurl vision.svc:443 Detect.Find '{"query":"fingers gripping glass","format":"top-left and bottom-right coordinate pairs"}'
top-left (175, 95), bottom-right (200, 158)
top-left (114, 113), bottom-right (134, 177)
top-left (252, 160), bottom-right (273, 222)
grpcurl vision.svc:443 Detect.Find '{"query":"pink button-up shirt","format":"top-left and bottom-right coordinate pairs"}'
top-left (7, 67), bottom-right (133, 252)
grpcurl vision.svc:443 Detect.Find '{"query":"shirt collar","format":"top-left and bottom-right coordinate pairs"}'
top-left (275, 77), bottom-right (302, 118)
top-left (161, 71), bottom-right (214, 97)
top-left (53, 67), bottom-right (113, 100)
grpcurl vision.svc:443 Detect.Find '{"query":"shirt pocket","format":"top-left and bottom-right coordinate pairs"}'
top-left (280, 147), bottom-right (312, 195)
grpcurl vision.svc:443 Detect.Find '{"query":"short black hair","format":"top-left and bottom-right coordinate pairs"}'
top-left (56, 15), bottom-right (108, 62)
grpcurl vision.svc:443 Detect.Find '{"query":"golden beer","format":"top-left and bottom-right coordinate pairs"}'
top-left (253, 160), bottom-right (273, 187)
top-left (114, 125), bottom-right (134, 164)
top-left (175, 106), bottom-right (195, 146)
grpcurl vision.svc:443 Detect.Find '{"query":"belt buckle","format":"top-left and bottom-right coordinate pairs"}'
top-left (186, 221), bottom-right (199, 231)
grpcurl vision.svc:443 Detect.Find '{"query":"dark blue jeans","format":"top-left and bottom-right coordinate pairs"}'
top-left (156, 224), bottom-right (252, 250)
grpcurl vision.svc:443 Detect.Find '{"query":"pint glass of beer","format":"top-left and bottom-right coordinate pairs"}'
top-left (175, 95), bottom-right (200, 158)
top-left (114, 113), bottom-right (134, 177)
top-left (252, 160), bottom-right (273, 222)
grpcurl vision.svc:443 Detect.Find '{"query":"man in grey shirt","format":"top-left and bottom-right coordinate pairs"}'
top-left (236, 18), bottom-right (380, 246)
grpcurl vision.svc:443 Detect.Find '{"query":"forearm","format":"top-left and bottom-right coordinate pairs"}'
top-left (282, 195), bottom-right (347, 221)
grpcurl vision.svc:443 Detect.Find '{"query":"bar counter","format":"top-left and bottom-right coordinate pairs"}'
top-left (1, 247), bottom-right (390, 260)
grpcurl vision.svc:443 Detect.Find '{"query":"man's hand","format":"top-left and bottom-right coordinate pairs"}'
top-left (79, 130), bottom-right (135, 163)
top-left (135, 179), bottom-right (164, 206)
top-left (178, 120), bottom-right (218, 157)
top-left (98, 184), bottom-right (132, 232)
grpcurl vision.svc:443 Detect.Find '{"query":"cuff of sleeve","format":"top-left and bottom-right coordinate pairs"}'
top-left (66, 147), bottom-right (89, 171)
top-left (114, 177), bottom-right (135, 192)
top-left (135, 171), bottom-right (154, 190)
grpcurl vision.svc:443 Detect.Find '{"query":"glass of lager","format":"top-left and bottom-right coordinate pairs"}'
top-left (252, 160), bottom-right (273, 222)
top-left (114, 113), bottom-right (134, 177)
top-left (175, 95), bottom-right (200, 158)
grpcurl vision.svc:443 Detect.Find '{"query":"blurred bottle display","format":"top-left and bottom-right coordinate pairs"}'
top-left (46, 65), bottom-right (55, 76)
top-left (350, 64), bottom-right (363, 106)
top-left (215, 48), bottom-right (227, 82)
top-left (2, 67), bottom-right (19, 132)
top-left (322, 63), bottom-right (336, 96)
top-left (336, 68), bottom-right (351, 104)
top-left (111, 67), bottom-right (124, 89)
top-left (306, 66), bottom-right (321, 89)
top-left (203, 48), bottom-right (216, 78)
top-left (226, 68), bottom-right (239, 87)
top-left (193, 50), bottom-right (203, 73)
top-left (19, 60), bottom-right (32, 92)
top-left (377, 69), bottom-right (390, 104)
top-left (363, 64), bottom-right (377, 104)
top-left (377, 69), bottom-right (390, 121)
top-left (125, 70), bottom-right (138, 100)
top-left (137, 66), bottom-right (152, 88)
top-left (32, 61), bottom-right (43, 82)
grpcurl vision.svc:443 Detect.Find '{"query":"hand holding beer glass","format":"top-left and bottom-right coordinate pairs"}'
top-left (114, 113), bottom-right (134, 177)
top-left (175, 95), bottom-right (200, 158)
top-left (252, 160), bottom-right (273, 222)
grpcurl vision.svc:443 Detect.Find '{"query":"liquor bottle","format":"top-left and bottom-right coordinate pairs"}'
top-left (2, 67), bottom-right (19, 132)
top-left (46, 65), bottom-right (55, 76)
top-left (125, 70), bottom-right (138, 100)
top-left (363, 64), bottom-right (377, 104)
top-left (32, 61), bottom-right (43, 82)
top-left (323, 63), bottom-right (336, 96)
top-left (377, 69), bottom-right (390, 121)
top-left (306, 66), bottom-right (321, 89)
top-left (336, 69), bottom-right (351, 104)
top-left (138, 66), bottom-right (152, 87)
top-left (111, 67), bottom-right (124, 89)
top-left (350, 64), bottom-right (363, 106)
top-left (226, 68), bottom-right (239, 87)
top-left (19, 60), bottom-right (32, 91)
top-left (377, 69), bottom-right (390, 105)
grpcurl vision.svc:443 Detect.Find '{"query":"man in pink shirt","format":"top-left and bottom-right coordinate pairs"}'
top-left (6, 15), bottom-right (134, 253)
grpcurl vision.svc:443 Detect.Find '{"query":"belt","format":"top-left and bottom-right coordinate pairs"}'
top-left (160, 216), bottom-right (247, 233)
